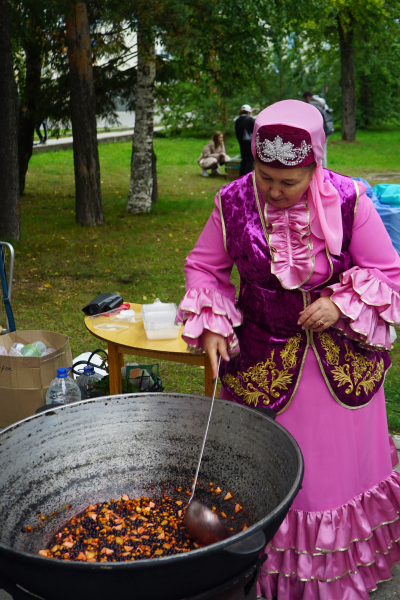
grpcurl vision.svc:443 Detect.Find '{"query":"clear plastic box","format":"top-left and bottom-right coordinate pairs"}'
top-left (91, 308), bottom-right (142, 331)
top-left (143, 321), bottom-right (181, 340)
top-left (141, 300), bottom-right (177, 317)
top-left (142, 299), bottom-right (180, 340)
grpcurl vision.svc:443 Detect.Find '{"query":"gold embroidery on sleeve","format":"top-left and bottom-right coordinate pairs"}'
top-left (222, 334), bottom-right (302, 407)
top-left (317, 333), bottom-right (384, 396)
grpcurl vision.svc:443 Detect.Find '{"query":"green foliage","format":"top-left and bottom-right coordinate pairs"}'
top-left (8, 0), bottom-right (400, 138)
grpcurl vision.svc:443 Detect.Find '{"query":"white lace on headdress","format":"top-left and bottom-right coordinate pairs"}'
top-left (256, 133), bottom-right (313, 166)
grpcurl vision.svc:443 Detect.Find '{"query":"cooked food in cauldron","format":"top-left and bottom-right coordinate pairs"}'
top-left (34, 482), bottom-right (247, 562)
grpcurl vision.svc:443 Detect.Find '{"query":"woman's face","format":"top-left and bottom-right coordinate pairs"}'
top-left (218, 134), bottom-right (224, 144)
top-left (254, 161), bottom-right (315, 209)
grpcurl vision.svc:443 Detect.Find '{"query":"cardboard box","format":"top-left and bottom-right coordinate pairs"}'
top-left (0, 330), bottom-right (72, 428)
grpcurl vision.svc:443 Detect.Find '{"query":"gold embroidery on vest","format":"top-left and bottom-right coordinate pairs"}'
top-left (318, 332), bottom-right (340, 365)
top-left (317, 333), bottom-right (384, 396)
top-left (223, 334), bottom-right (301, 407)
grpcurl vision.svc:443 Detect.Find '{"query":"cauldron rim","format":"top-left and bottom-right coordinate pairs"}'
top-left (0, 393), bottom-right (304, 569)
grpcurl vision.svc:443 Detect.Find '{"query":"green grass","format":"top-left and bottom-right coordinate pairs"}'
top-left (328, 127), bottom-right (400, 184)
top-left (6, 131), bottom-right (400, 431)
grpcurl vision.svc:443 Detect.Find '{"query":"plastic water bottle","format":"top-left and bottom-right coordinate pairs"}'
top-left (31, 341), bottom-right (47, 356)
top-left (76, 365), bottom-right (103, 400)
top-left (46, 368), bottom-right (82, 405)
top-left (21, 344), bottom-right (40, 357)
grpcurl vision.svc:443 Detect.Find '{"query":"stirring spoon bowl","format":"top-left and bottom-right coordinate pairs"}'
top-left (184, 356), bottom-right (230, 545)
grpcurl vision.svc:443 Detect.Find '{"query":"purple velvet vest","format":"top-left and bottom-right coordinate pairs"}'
top-left (219, 171), bottom-right (390, 413)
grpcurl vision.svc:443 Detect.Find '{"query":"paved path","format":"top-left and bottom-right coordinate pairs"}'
top-left (32, 128), bottom-right (135, 154)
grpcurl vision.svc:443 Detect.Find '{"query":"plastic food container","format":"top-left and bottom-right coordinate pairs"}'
top-left (142, 299), bottom-right (180, 340)
top-left (91, 307), bottom-right (142, 331)
top-left (141, 300), bottom-right (177, 317)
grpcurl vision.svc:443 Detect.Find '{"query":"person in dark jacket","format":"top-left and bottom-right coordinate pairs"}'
top-left (235, 104), bottom-right (255, 176)
top-left (303, 91), bottom-right (334, 168)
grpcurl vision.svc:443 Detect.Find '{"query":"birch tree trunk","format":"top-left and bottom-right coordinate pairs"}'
top-left (338, 16), bottom-right (356, 142)
top-left (65, 2), bottom-right (104, 226)
top-left (0, 0), bottom-right (20, 240)
top-left (126, 24), bottom-right (156, 214)
top-left (151, 142), bottom-right (158, 204)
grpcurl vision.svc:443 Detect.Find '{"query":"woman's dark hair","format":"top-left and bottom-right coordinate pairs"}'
top-left (305, 161), bottom-right (316, 173)
top-left (213, 131), bottom-right (223, 149)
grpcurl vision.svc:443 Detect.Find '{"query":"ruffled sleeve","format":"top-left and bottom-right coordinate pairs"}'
top-left (175, 196), bottom-right (242, 355)
top-left (320, 192), bottom-right (400, 350)
top-left (321, 266), bottom-right (400, 350)
top-left (176, 289), bottom-right (242, 355)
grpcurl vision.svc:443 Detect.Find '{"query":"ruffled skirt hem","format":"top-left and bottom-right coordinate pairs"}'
top-left (258, 470), bottom-right (400, 600)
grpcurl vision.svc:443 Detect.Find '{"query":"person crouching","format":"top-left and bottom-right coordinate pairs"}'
top-left (198, 131), bottom-right (230, 177)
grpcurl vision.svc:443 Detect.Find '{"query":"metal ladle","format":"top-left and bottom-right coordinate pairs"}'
top-left (184, 356), bottom-right (230, 545)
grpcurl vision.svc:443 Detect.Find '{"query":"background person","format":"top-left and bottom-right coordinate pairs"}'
top-left (177, 99), bottom-right (400, 599)
top-left (235, 104), bottom-right (255, 176)
top-left (303, 91), bottom-right (334, 168)
top-left (34, 118), bottom-right (48, 145)
top-left (198, 131), bottom-right (230, 177)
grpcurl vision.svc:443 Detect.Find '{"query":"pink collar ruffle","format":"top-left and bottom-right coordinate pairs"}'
top-left (265, 199), bottom-right (314, 289)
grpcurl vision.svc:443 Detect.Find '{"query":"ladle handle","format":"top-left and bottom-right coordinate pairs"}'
top-left (188, 355), bottom-right (221, 505)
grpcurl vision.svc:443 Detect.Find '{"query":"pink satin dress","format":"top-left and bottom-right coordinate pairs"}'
top-left (177, 182), bottom-right (400, 599)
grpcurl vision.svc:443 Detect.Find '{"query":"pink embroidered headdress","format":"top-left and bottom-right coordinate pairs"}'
top-left (251, 99), bottom-right (343, 256)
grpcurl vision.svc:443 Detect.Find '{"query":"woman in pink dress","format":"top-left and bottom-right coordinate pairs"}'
top-left (176, 100), bottom-right (400, 599)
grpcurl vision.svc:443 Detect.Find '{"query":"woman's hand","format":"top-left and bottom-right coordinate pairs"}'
top-left (202, 331), bottom-right (230, 379)
top-left (298, 297), bottom-right (340, 332)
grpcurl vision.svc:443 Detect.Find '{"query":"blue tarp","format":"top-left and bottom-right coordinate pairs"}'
top-left (354, 178), bottom-right (400, 256)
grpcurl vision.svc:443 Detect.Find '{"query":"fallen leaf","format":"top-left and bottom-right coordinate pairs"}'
top-left (143, 296), bottom-right (147, 300)
top-left (44, 283), bottom-right (51, 288)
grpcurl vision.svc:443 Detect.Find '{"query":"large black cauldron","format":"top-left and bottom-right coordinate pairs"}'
top-left (0, 394), bottom-right (303, 600)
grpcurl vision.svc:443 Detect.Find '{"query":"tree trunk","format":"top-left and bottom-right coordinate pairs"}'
top-left (65, 2), bottom-right (103, 226)
top-left (0, 0), bottom-right (20, 240)
top-left (18, 41), bottom-right (42, 196)
top-left (151, 142), bottom-right (158, 204)
top-left (338, 16), bottom-right (356, 141)
top-left (126, 23), bottom-right (156, 214)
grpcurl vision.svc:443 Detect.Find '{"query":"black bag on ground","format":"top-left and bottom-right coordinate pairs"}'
top-left (82, 293), bottom-right (123, 315)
